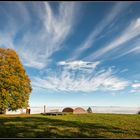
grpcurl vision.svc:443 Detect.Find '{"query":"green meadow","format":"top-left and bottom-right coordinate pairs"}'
top-left (0, 113), bottom-right (140, 138)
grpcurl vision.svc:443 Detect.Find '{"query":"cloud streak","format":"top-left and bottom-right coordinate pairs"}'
top-left (32, 62), bottom-right (129, 92)
top-left (0, 2), bottom-right (80, 69)
top-left (19, 2), bottom-right (80, 69)
top-left (58, 60), bottom-right (100, 71)
top-left (85, 17), bottom-right (140, 61)
top-left (115, 39), bottom-right (140, 59)
top-left (69, 2), bottom-right (131, 60)
top-left (131, 83), bottom-right (140, 93)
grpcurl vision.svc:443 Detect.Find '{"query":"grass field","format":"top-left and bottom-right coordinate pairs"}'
top-left (0, 113), bottom-right (140, 138)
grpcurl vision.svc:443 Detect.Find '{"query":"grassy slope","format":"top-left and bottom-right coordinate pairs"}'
top-left (0, 113), bottom-right (140, 138)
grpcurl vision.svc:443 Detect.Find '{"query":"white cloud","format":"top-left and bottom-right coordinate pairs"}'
top-left (132, 83), bottom-right (140, 88)
top-left (43, 2), bottom-right (77, 43)
top-left (120, 69), bottom-right (128, 73)
top-left (0, 2), bottom-right (31, 49)
top-left (130, 89), bottom-right (140, 93)
top-left (116, 44), bottom-right (140, 58)
top-left (0, 2), bottom-right (80, 69)
top-left (130, 89), bottom-right (140, 94)
top-left (130, 83), bottom-right (140, 94)
top-left (86, 17), bottom-right (140, 60)
top-left (32, 64), bottom-right (129, 92)
top-left (69, 2), bottom-right (131, 60)
top-left (57, 60), bottom-right (100, 71)
top-left (19, 2), bottom-right (80, 69)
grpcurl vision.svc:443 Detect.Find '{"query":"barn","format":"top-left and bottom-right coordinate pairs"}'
top-left (62, 107), bottom-right (74, 113)
top-left (62, 107), bottom-right (87, 114)
top-left (73, 107), bottom-right (87, 114)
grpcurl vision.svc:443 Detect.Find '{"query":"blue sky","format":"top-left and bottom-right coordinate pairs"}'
top-left (0, 1), bottom-right (140, 107)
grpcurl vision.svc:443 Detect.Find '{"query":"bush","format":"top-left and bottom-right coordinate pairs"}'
top-left (87, 107), bottom-right (92, 113)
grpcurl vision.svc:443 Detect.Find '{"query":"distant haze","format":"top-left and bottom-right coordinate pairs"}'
top-left (6, 106), bottom-right (140, 114)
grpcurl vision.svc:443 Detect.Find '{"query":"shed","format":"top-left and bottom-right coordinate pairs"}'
top-left (62, 107), bottom-right (74, 113)
top-left (73, 107), bottom-right (87, 114)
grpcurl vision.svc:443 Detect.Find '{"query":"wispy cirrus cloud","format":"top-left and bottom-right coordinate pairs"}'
top-left (43, 2), bottom-right (78, 43)
top-left (57, 60), bottom-right (100, 71)
top-left (115, 39), bottom-right (140, 58)
top-left (0, 2), bottom-right (31, 49)
top-left (86, 17), bottom-right (140, 61)
top-left (19, 2), bottom-right (80, 69)
top-left (131, 83), bottom-right (140, 94)
top-left (132, 83), bottom-right (140, 88)
top-left (32, 61), bottom-right (129, 92)
top-left (0, 2), bottom-right (80, 69)
top-left (69, 2), bottom-right (131, 60)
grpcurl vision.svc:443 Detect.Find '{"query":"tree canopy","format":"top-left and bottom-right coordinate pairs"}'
top-left (0, 48), bottom-right (32, 114)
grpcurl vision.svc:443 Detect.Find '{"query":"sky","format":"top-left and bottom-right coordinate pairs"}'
top-left (0, 1), bottom-right (140, 107)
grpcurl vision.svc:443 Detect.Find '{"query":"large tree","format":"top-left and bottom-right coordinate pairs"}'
top-left (0, 48), bottom-right (32, 114)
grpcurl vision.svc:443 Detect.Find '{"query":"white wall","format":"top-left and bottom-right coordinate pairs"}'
top-left (6, 109), bottom-right (26, 114)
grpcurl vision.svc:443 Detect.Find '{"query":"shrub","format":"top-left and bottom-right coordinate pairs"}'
top-left (87, 107), bottom-right (93, 113)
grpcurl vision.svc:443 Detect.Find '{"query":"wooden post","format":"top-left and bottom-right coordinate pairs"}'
top-left (26, 106), bottom-right (30, 114)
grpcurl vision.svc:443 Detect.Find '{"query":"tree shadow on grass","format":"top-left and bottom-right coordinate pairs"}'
top-left (0, 115), bottom-right (139, 138)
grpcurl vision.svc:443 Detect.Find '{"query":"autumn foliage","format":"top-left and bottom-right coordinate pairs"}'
top-left (0, 48), bottom-right (32, 114)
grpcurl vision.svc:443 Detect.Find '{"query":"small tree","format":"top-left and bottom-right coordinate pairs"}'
top-left (0, 48), bottom-right (32, 114)
top-left (87, 107), bottom-right (92, 113)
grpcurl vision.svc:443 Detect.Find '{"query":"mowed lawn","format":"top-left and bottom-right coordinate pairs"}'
top-left (0, 113), bottom-right (140, 138)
